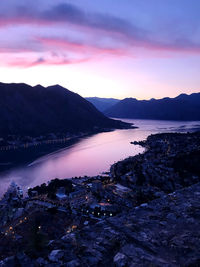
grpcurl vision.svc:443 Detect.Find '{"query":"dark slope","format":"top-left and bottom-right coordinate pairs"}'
top-left (105, 93), bottom-right (200, 120)
top-left (0, 82), bottom-right (131, 136)
top-left (85, 97), bottom-right (119, 112)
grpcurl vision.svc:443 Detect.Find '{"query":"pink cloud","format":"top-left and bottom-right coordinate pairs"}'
top-left (0, 2), bottom-right (199, 69)
top-left (0, 2), bottom-right (200, 58)
top-left (0, 2), bottom-right (199, 60)
top-left (38, 37), bottom-right (127, 56)
top-left (0, 56), bottom-right (92, 68)
top-left (0, 34), bottom-right (129, 68)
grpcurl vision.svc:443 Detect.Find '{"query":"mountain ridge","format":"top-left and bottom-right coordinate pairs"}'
top-left (0, 82), bottom-right (131, 136)
top-left (104, 92), bottom-right (200, 121)
top-left (85, 97), bottom-right (120, 112)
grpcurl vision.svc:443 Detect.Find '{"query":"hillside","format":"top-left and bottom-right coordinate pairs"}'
top-left (85, 97), bottom-right (119, 112)
top-left (105, 93), bottom-right (200, 120)
top-left (0, 82), bottom-right (131, 136)
top-left (1, 132), bottom-right (200, 266)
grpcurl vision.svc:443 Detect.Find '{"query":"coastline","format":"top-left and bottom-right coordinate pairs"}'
top-left (0, 132), bottom-right (99, 173)
top-left (0, 125), bottom-right (137, 173)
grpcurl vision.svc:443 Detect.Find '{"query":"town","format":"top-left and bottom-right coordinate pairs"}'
top-left (0, 132), bottom-right (94, 151)
top-left (0, 131), bottom-right (200, 266)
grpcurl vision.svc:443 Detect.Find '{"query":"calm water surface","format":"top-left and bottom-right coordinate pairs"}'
top-left (0, 119), bottom-right (200, 196)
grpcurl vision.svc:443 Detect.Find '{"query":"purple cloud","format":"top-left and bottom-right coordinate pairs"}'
top-left (0, 1), bottom-right (200, 68)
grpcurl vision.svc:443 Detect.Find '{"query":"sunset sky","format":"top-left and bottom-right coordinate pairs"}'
top-left (0, 0), bottom-right (200, 99)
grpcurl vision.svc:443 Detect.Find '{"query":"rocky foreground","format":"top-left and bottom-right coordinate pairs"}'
top-left (0, 132), bottom-right (200, 266)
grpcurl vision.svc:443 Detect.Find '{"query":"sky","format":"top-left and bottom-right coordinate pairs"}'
top-left (0, 0), bottom-right (200, 99)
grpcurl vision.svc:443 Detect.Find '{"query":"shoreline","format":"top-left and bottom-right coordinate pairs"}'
top-left (0, 135), bottom-right (86, 173)
top-left (0, 125), bottom-right (137, 173)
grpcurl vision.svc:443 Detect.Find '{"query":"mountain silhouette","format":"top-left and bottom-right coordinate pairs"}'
top-left (105, 93), bottom-right (200, 121)
top-left (0, 82), bottom-right (131, 136)
top-left (85, 97), bottom-right (119, 112)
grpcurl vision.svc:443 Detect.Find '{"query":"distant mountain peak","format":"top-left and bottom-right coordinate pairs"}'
top-left (86, 97), bottom-right (120, 112)
top-left (175, 93), bottom-right (188, 99)
top-left (104, 92), bottom-right (200, 121)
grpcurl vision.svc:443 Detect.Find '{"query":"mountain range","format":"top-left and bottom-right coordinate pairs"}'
top-left (85, 97), bottom-right (119, 112)
top-left (0, 82), bottom-right (131, 136)
top-left (101, 93), bottom-right (200, 121)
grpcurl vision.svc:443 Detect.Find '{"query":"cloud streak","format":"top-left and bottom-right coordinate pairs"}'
top-left (0, 3), bottom-right (143, 38)
top-left (0, 53), bottom-right (92, 68)
top-left (0, 1), bottom-right (200, 68)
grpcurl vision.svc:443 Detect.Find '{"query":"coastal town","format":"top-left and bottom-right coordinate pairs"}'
top-left (0, 131), bottom-right (200, 266)
top-left (0, 132), bottom-right (94, 151)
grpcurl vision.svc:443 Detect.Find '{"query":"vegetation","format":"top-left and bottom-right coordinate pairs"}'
top-left (28, 178), bottom-right (73, 198)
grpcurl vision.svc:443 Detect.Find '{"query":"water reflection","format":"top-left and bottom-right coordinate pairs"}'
top-left (0, 119), bottom-right (199, 196)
